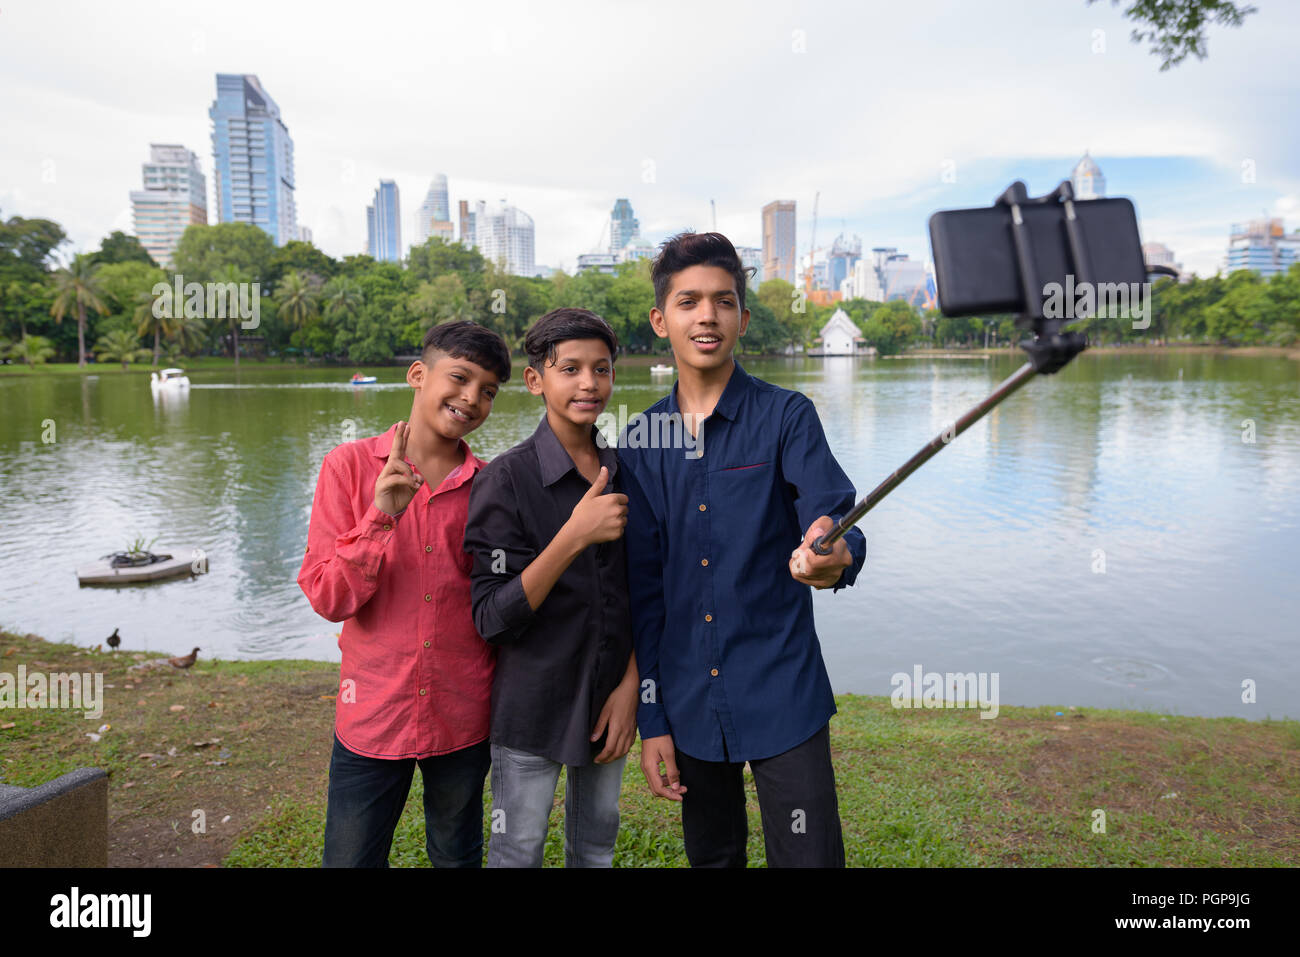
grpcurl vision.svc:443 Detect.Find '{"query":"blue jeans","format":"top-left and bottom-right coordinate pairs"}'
top-left (322, 735), bottom-right (490, 868)
top-left (487, 743), bottom-right (626, 867)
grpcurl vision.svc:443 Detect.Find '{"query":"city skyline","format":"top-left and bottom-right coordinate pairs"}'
top-left (3, 1), bottom-right (1297, 278)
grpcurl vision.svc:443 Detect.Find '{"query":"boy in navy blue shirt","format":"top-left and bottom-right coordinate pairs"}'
top-left (619, 232), bottom-right (866, 867)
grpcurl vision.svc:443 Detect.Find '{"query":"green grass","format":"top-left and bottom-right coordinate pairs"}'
top-left (4, 630), bottom-right (1297, 867)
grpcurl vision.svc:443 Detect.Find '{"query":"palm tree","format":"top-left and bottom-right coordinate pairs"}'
top-left (322, 276), bottom-right (363, 322)
top-left (50, 254), bottom-right (109, 367)
top-left (134, 286), bottom-right (178, 367)
top-left (93, 328), bottom-right (151, 370)
top-left (168, 312), bottom-right (208, 358)
top-left (277, 270), bottom-right (320, 331)
top-left (8, 334), bottom-right (56, 366)
top-left (212, 264), bottom-right (249, 369)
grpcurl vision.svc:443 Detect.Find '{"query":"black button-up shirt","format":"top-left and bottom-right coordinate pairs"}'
top-left (463, 414), bottom-right (633, 766)
top-left (619, 360), bottom-right (866, 763)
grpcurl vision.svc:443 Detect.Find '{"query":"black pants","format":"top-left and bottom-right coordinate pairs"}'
top-left (322, 735), bottom-right (490, 868)
top-left (676, 724), bottom-right (844, 868)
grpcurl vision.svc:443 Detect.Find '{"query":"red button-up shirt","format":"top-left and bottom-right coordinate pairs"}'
top-left (297, 424), bottom-right (495, 760)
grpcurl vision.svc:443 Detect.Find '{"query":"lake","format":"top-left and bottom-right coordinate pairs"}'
top-left (1, 351), bottom-right (1296, 720)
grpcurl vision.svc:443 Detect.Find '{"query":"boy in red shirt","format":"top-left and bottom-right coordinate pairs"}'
top-left (298, 321), bottom-right (511, 867)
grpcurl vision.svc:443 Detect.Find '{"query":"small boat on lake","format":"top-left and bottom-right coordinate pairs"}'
top-left (650, 364), bottom-right (674, 375)
top-left (350, 373), bottom-right (378, 385)
top-left (76, 546), bottom-right (207, 586)
top-left (150, 368), bottom-right (190, 390)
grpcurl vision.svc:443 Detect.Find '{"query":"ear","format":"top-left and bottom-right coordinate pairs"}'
top-left (739, 307), bottom-right (751, 337)
top-left (406, 359), bottom-right (426, 389)
top-left (522, 365), bottom-right (544, 397)
top-left (648, 307), bottom-right (669, 339)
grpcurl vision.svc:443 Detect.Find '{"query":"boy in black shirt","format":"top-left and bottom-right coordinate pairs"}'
top-left (463, 307), bottom-right (637, 867)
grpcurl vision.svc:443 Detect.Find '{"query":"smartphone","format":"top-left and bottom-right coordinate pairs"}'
top-left (928, 195), bottom-right (1147, 317)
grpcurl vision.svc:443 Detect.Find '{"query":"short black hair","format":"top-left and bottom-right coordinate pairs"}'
top-left (421, 320), bottom-right (512, 383)
top-left (524, 308), bottom-right (619, 373)
top-left (651, 231), bottom-right (754, 314)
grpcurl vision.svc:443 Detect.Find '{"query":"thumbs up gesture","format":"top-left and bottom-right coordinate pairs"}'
top-left (564, 466), bottom-right (628, 548)
top-left (374, 421), bottom-right (424, 516)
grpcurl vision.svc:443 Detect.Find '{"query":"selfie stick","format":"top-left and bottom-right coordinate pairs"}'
top-left (811, 180), bottom-right (1095, 556)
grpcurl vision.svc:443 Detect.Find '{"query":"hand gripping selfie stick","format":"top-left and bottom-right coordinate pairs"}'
top-left (811, 180), bottom-right (1102, 556)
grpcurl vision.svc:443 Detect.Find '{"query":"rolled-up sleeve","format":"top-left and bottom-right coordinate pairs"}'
top-left (297, 454), bottom-right (401, 622)
top-left (463, 464), bottom-right (538, 644)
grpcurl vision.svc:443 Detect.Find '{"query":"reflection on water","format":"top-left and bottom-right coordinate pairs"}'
top-left (0, 352), bottom-right (1296, 720)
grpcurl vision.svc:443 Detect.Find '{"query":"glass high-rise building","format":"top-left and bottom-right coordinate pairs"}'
top-left (367, 180), bottom-right (402, 262)
top-left (129, 144), bottom-right (207, 268)
top-left (209, 74), bottom-right (297, 246)
top-left (762, 200), bottom-right (796, 285)
top-left (1227, 219), bottom-right (1299, 278)
top-left (416, 174), bottom-right (454, 246)
top-left (610, 198), bottom-right (640, 254)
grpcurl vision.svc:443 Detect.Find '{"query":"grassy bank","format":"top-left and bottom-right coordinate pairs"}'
top-left (2, 630), bottom-right (1296, 867)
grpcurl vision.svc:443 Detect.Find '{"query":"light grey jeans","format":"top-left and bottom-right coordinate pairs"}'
top-left (487, 742), bottom-right (626, 868)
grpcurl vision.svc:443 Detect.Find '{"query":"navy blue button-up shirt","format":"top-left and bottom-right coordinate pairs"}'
top-left (618, 360), bottom-right (866, 763)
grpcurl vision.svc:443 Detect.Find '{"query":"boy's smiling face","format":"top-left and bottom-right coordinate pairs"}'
top-left (407, 351), bottom-right (500, 440)
top-left (650, 264), bottom-right (750, 373)
top-left (523, 338), bottom-right (614, 428)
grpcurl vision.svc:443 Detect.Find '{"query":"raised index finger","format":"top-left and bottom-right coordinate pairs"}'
top-left (388, 421), bottom-right (408, 464)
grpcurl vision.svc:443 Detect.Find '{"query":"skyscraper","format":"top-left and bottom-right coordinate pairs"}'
top-left (129, 144), bottom-right (207, 268)
top-left (762, 200), bottom-right (796, 285)
top-left (1226, 218), bottom-right (1299, 278)
top-left (209, 74), bottom-right (297, 245)
top-left (366, 180), bottom-right (402, 262)
top-left (475, 201), bottom-right (535, 276)
top-left (416, 174), bottom-right (454, 246)
top-left (1071, 151), bottom-right (1105, 200)
top-left (610, 198), bottom-right (640, 254)
top-left (458, 200), bottom-right (474, 248)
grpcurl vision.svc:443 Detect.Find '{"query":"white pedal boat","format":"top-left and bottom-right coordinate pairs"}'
top-left (150, 368), bottom-right (191, 390)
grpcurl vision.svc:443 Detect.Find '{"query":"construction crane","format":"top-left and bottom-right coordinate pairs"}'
top-left (804, 191), bottom-right (820, 297)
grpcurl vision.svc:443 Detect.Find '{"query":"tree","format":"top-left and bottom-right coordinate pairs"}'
top-left (411, 274), bottom-right (472, 329)
top-left (95, 231), bottom-right (157, 268)
top-left (757, 279), bottom-right (812, 354)
top-left (1087, 0), bottom-right (1256, 71)
top-left (7, 334), bottom-right (55, 366)
top-left (172, 222), bottom-right (275, 284)
top-left (268, 240), bottom-right (337, 287)
top-left (276, 270), bottom-right (321, 332)
top-left (93, 328), bottom-right (151, 370)
top-left (862, 300), bottom-right (921, 355)
top-left (50, 253), bottom-right (109, 366)
top-left (1204, 269), bottom-right (1266, 343)
top-left (0, 212), bottom-right (67, 285)
top-left (134, 283), bottom-right (178, 366)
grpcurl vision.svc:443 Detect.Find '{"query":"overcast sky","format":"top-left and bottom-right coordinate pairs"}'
top-left (2, 0), bottom-right (1296, 278)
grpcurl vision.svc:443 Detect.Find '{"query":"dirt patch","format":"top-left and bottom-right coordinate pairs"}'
top-left (1, 631), bottom-right (337, 868)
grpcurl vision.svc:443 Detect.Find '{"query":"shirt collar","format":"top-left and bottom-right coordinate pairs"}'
top-left (532, 412), bottom-right (618, 488)
top-left (666, 359), bottom-right (751, 422)
top-left (372, 422), bottom-right (484, 494)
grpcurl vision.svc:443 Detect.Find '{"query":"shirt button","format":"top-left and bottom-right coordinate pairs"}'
top-left (699, 504), bottom-right (707, 512)
top-left (710, 668), bottom-right (719, 677)
top-left (701, 558), bottom-right (709, 567)
top-left (419, 688), bottom-right (427, 696)
top-left (424, 594), bottom-right (432, 602)
top-left (425, 545), bottom-right (432, 552)
top-left (704, 614), bottom-right (713, 622)
top-left (382, 523), bottom-right (391, 531)
top-left (423, 640), bottom-right (430, 648)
